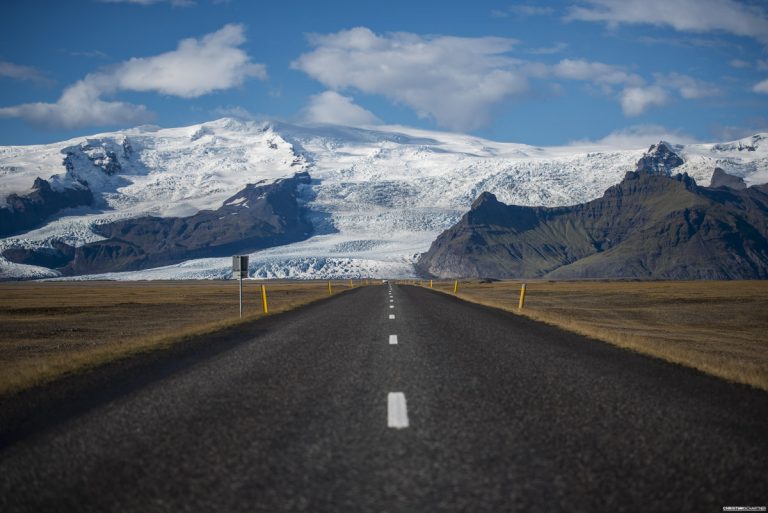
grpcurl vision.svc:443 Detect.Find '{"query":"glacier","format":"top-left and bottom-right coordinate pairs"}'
top-left (1, 118), bottom-right (767, 280)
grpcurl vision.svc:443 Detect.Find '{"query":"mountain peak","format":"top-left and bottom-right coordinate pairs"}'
top-left (471, 191), bottom-right (499, 209)
top-left (2, 118), bottom-right (768, 280)
top-left (419, 167), bottom-right (768, 280)
top-left (712, 133), bottom-right (768, 153)
top-left (635, 140), bottom-right (684, 175)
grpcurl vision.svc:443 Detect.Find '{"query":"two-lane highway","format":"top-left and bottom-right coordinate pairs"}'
top-left (1, 284), bottom-right (766, 512)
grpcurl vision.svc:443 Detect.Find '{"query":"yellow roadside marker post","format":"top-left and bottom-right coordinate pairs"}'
top-left (349, 279), bottom-right (353, 288)
top-left (429, 280), bottom-right (433, 288)
top-left (261, 284), bottom-right (269, 314)
top-left (328, 281), bottom-right (333, 295)
top-left (453, 280), bottom-right (459, 294)
top-left (519, 283), bottom-right (527, 310)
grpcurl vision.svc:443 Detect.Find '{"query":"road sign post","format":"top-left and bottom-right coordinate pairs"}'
top-left (232, 256), bottom-right (249, 317)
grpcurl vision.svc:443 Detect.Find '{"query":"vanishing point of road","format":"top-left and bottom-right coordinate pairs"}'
top-left (1, 284), bottom-right (766, 512)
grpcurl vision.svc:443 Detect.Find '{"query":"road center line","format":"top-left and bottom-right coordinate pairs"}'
top-left (389, 334), bottom-right (398, 345)
top-left (389, 314), bottom-right (395, 319)
top-left (387, 392), bottom-right (409, 429)
top-left (389, 305), bottom-right (394, 309)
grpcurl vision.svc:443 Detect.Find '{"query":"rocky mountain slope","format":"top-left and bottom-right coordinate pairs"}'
top-left (0, 119), bottom-right (767, 279)
top-left (0, 178), bottom-right (93, 238)
top-left (5, 173), bottom-right (312, 275)
top-left (417, 145), bottom-right (768, 279)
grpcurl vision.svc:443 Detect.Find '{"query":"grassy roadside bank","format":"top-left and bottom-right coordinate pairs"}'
top-left (0, 280), bottom-right (368, 397)
top-left (416, 280), bottom-right (768, 392)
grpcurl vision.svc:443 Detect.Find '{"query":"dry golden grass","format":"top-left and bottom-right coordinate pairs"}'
top-left (418, 279), bottom-right (768, 391)
top-left (0, 279), bottom-right (368, 397)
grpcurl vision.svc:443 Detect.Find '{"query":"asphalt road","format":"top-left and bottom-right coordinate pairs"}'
top-left (1, 284), bottom-right (767, 513)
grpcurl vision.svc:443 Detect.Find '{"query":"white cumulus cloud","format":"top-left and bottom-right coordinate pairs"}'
top-left (0, 78), bottom-right (152, 129)
top-left (292, 27), bottom-right (730, 128)
top-left (620, 86), bottom-right (669, 116)
top-left (551, 59), bottom-right (643, 86)
top-left (303, 91), bottom-right (380, 126)
top-left (753, 79), bottom-right (768, 94)
top-left (567, 0), bottom-right (768, 44)
top-left (570, 124), bottom-right (699, 149)
top-left (211, 105), bottom-right (260, 120)
top-left (292, 27), bottom-right (527, 131)
top-left (0, 61), bottom-right (52, 85)
top-left (0, 24), bottom-right (265, 129)
top-left (654, 72), bottom-right (722, 99)
top-left (509, 5), bottom-right (555, 16)
top-left (112, 24), bottom-right (265, 97)
top-left (729, 59), bottom-right (751, 69)
top-left (607, 72), bottom-right (720, 115)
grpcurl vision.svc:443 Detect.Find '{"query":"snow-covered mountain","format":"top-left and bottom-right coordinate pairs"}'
top-left (1, 118), bottom-right (767, 280)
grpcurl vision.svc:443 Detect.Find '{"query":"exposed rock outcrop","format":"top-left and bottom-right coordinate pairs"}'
top-left (2, 240), bottom-right (76, 269)
top-left (64, 173), bottom-right (312, 275)
top-left (418, 148), bottom-right (768, 280)
top-left (709, 168), bottom-right (747, 190)
top-left (0, 178), bottom-right (93, 238)
top-left (635, 142), bottom-right (684, 175)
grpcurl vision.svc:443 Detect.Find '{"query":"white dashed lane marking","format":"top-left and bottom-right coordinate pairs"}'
top-left (389, 314), bottom-right (395, 319)
top-left (389, 334), bottom-right (398, 345)
top-left (387, 392), bottom-right (409, 429)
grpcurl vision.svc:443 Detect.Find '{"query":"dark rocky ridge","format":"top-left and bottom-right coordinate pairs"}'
top-left (710, 167), bottom-right (747, 190)
top-left (635, 142), bottom-right (684, 175)
top-left (2, 241), bottom-right (76, 269)
top-left (0, 178), bottom-right (94, 238)
top-left (4, 173), bottom-right (313, 276)
top-left (0, 139), bottom-right (133, 239)
top-left (417, 166), bottom-right (768, 280)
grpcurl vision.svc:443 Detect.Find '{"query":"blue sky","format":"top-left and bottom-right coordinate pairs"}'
top-left (1, 0), bottom-right (767, 146)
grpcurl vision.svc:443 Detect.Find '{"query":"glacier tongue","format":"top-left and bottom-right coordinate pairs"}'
top-left (1, 118), bottom-right (767, 280)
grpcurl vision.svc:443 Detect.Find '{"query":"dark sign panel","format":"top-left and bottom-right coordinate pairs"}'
top-left (232, 255), bottom-right (249, 277)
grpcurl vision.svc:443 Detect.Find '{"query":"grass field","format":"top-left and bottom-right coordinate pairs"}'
top-left (0, 279), bottom-right (367, 397)
top-left (418, 279), bottom-right (768, 391)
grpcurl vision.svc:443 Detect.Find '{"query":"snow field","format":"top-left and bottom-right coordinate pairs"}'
top-left (2, 119), bottom-right (766, 280)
